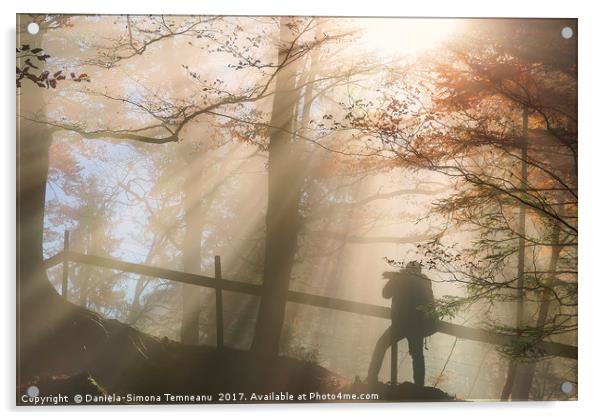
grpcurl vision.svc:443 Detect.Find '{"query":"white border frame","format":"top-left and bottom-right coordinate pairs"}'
top-left (3, 1), bottom-right (599, 419)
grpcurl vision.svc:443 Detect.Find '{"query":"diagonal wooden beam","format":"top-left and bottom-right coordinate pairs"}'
top-left (43, 251), bottom-right (64, 268)
top-left (65, 251), bottom-right (262, 296)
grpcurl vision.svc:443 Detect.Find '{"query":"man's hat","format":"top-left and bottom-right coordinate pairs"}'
top-left (405, 260), bottom-right (422, 270)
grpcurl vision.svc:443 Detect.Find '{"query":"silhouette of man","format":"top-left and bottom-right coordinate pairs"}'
top-left (366, 261), bottom-right (436, 387)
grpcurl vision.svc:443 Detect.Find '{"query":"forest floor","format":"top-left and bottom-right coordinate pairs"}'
top-left (18, 297), bottom-right (457, 405)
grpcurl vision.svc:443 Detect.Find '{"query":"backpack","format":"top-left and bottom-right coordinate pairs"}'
top-left (383, 270), bottom-right (438, 337)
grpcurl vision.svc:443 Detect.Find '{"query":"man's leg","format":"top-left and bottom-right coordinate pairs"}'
top-left (367, 326), bottom-right (402, 383)
top-left (408, 334), bottom-right (425, 387)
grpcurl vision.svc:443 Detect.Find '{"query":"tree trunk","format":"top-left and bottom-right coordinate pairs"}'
top-left (18, 120), bottom-right (57, 305)
top-left (180, 151), bottom-right (204, 345)
top-left (17, 17), bottom-right (60, 309)
top-left (127, 214), bottom-right (169, 324)
top-left (511, 222), bottom-right (562, 399)
top-left (251, 17), bottom-right (305, 356)
top-left (501, 106), bottom-right (529, 400)
top-left (17, 17), bottom-right (70, 385)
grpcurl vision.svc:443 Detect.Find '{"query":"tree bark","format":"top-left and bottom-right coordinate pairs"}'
top-left (17, 17), bottom-right (69, 386)
top-left (17, 17), bottom-right (60, 309)
top-left (251, 17), bottom-right (305, 356)
top-left (180, 150), bottom-right (204, 345)
top-left (501, 106), bottom-right (529, 400)
top-left (511, 222), bottom-right (562, 399)
top-left (18, 120), bottom-right (57, 305)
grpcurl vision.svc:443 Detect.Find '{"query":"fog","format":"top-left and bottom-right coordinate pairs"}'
top-left (17, 15), bottom-right (577, 401)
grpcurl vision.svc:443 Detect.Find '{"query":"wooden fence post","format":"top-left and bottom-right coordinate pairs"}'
top-left (391, 335), bottom-right (398, 385)
top-left (215, 255), bottom-right (224, 349)
top-left (61, 230), bottom-right (70, 298)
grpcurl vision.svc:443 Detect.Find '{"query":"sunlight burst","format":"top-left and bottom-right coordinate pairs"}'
top-left (358, 18), bottom-right (459, 56)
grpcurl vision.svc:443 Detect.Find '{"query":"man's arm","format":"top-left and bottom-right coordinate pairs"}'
top-left (421, 274), bottom-right (435, 303)
top-left (382, 279), bottom-right (394, 299)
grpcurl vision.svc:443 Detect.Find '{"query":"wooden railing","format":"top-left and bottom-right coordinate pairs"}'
top-left (44, 231), bottom-right (577, 373)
